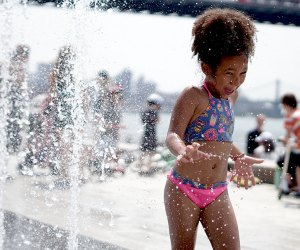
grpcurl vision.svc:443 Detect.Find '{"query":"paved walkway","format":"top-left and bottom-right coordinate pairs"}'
top-left (2, 158), bottom-right (300, 250)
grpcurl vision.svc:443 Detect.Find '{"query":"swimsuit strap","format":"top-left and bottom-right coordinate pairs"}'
top-left (202, 81), bottom-right (212, 99)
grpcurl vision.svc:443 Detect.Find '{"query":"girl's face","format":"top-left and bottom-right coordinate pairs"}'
top-left (206, 54), bottom-right (248, 99)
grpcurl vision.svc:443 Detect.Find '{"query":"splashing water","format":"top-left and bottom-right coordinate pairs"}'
top-left (56, 1), bottom-right (104, 249)
top-left (0, 0), bottom-right (124, 249)
top-left (0, 0), bottom-right (21, 248)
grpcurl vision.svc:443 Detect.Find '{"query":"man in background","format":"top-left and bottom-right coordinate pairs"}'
top-left (246, 114), bottom-right (266, 156)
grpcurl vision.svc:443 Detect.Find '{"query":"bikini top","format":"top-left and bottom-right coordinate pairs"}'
top-left (183, 82), bottom-right (234, 144)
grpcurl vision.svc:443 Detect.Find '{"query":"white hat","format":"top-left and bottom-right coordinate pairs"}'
top-left (255, 131), bottom-right (274, 142)
top-left (147, 93), bottom-right (164, 105)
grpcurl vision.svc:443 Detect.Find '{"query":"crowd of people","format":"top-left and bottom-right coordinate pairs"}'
top-left (0, 43), bottom-right (298, 194)
top-left (0, 44), bottom-right (164, 188)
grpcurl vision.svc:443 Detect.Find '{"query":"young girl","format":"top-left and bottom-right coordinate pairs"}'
top-left (164, 8), bottom-right (264, 249)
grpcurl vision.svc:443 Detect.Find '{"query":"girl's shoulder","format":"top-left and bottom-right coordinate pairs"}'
top-left (177, 84), bottom-right (209, 109)
top-left (180, 84), bottom-right (208, 101)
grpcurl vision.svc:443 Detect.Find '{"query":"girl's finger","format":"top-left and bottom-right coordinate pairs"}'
top-left (236, 176), bottom-right (242, 188)
top-left (192, 142), bottom-right (200, 149)
top-left (177, 154), bottom-right (191, 163)
top-left (252, 158), bottom-right (264, 164)
top-left (230, 172), bottom-right (236, 182)
top-left (176, 154), bottom-right (183, 161)
top-left (177, 155), bottom-right (185, 163)
top-left (244, 177), bottom-right (249, 190)
top-left (250, 175), bottom-right (256, 187)
top-left (197, 151), bottom-right (210, 159)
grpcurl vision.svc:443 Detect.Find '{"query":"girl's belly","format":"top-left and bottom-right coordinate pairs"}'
top-left (173, 141), bottom-right (233, 184)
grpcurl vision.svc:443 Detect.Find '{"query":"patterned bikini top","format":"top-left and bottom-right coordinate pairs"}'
top-left (184, 83), bottom-right (234, 143)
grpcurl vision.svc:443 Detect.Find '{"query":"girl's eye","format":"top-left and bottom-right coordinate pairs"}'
top-left (226, 72), bottom-right (233, 75)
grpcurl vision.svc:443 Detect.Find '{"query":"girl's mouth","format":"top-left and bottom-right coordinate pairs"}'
top-left (224, 88), bottom-right (234, 95)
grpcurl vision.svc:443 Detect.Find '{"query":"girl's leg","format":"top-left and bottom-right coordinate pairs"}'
top-left (164, 179), bottom-right (201, 250)
top-left (199, 190), bottom-right (240, 250)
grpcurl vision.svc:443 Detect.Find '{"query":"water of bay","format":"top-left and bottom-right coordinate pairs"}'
top-left (120, 112), bottom-right (285, 153)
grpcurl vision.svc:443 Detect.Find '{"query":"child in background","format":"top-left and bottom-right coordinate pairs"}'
top-left (139, 93), bottom-right (163, 174)
top-left (164, 8), bottom-right (264, 249)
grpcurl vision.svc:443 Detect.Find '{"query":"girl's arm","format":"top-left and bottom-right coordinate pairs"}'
top-left (228, 90), bottom-right (264, 189)
top-left (166, 87), bottom-right (197, 156)
top-left (230, 144), bottom-right (245, 161)
top-left (166, 86), bottom-right (209, 161)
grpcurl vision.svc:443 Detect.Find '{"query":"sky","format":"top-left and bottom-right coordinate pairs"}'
top-left (2, 3), bottom-right (300, 101)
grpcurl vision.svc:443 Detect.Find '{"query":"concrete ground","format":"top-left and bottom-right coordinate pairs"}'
top-left (2, 156), bottom-right (300, 250)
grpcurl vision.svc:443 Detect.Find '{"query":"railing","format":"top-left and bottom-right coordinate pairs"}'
top-left (23, 0), bottom-right (300, 26)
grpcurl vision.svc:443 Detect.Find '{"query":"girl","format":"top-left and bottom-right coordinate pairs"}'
top-left (164, 8), bottom-right (264, 249)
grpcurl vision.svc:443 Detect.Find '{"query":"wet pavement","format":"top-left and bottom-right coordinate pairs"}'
top-left (2, 157), bottom-right (300, 250)
top-left (3, 210), bottom-right (125, 250)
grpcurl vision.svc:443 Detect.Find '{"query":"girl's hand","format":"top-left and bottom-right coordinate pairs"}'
top-left (230, 155), bottom-right (264, 189)
top-left (177, 142), bottom-right (210, 163)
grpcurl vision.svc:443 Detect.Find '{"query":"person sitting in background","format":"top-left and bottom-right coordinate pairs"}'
top-left (246, 114), bottom-right (265, 156)
top-left (253, 131), bottom-right (277, 161)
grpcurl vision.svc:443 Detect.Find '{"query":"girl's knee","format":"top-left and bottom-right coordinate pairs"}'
top-left (170, 232), bottom-right (196, 250)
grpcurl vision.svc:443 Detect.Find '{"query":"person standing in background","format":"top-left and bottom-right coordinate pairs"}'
top-left (104, 84), bottom-right (124, 152)
top-left (138, 93), bottom-right (163, 174)
top-left (48, 45), bottom-right (87, 187)
top-left (246, 114), bottom-right (265, 156)
top-left (102, 84), bottom-right (126, 174)
top-left (91, 70), bottom-right (115, 178)
top-left (6, 45), bottom-right (30, 154)
top-left (280, 93), bottom-right (300, 196)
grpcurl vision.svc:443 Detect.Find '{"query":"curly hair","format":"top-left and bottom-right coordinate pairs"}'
top-left (192, 8), bottom-right (256, 72)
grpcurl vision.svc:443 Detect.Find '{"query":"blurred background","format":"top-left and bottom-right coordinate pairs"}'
top-left (1, 1), bottom-right (300, 249)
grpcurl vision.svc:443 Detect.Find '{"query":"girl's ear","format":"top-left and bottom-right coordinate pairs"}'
top-left (200, 62), bottom-right (212, 76)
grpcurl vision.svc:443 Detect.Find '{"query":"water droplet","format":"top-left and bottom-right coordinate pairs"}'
top-left (23, 240), bottom-right (31, 245)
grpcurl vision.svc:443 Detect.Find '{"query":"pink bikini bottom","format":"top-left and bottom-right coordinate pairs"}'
top-left (167, 169), bottom-right (228, 209)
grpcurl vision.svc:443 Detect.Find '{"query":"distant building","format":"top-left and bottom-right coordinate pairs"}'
top-left (115, 68), bottom-right (132, 100)
top-left (28, 63), bottom-right (51, 97)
